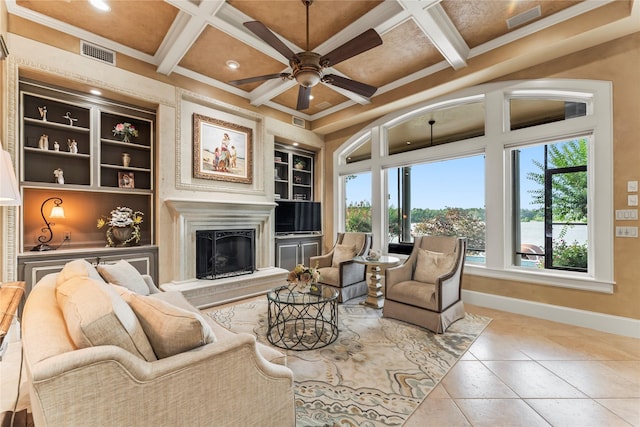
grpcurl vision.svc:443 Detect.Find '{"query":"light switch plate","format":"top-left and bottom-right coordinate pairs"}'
top-left (615, 209), bottom-right (639, 220)
top-left (628, 195), bottom-right (639, 206)
top-left (628, 181), bottom-right (639, 192)
top-left (616, 226), bottom-right (638, 237)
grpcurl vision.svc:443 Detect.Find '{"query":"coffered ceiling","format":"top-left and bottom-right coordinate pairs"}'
top-left (6, 0), bottom-right (637, 130)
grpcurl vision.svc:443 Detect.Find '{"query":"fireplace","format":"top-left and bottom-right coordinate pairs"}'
top-left (196, 229), bottom-right (255, 279)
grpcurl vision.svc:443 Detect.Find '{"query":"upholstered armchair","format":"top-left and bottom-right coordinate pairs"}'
top-left (384, 236), bottom-right (466, 333)
top-left (310, 232), bottom-right (372, 302)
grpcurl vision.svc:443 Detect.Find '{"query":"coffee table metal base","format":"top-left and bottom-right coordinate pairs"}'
top-left (267, 286), bottom-right (338, 351)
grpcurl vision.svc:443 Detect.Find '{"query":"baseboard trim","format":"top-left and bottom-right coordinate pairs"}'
top-left (462, 290), bottom-right (640, 339)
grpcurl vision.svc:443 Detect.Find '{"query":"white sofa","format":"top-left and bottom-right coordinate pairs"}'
top-left (22, 260), bottom-right (295, 427)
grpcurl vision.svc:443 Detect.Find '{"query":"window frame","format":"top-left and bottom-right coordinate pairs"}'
top-left (334, 80), bottom-right (613, 294)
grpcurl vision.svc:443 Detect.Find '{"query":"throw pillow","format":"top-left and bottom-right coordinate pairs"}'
top-left (97, 259), bottom-right (150, 295)
top-left (56, 259), bottom-right (103, 286)
top-left (414, 248), bottom-right (456, 283)
top-left (119, 292), bottom-right (216, 359)
top-left (56, 276), bottom-right (157, 361)
top-left (332, 244), bottom-right (357, 267)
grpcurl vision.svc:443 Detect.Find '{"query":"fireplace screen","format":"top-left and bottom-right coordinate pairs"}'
top-left (196, 229), bottom-right (255, 279)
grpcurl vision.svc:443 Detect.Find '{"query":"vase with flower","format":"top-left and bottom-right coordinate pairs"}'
top-left (97, 206), bottom-right (143, 247)
top-left (287, 263), bottom-right (320, 293)
top-left (112, 122), bottom-right (139, 144)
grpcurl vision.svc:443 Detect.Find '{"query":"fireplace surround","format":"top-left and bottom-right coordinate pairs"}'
top-left (163, 199), bottom-right (288, 307)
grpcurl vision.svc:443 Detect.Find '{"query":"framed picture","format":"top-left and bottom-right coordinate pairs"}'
top-left (193, 113), bottom-right (253, 184)
top-left (118, 172), bottom-right (135, 189)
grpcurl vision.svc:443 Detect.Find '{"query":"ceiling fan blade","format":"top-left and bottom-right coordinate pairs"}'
top-left (296, 86), bottom-right (312, 111)
top-left (320, 29), bottom-right (382, 67)
top-left (322, 74), bottom-right (377, 98)
top-left (244, 21), bottom-right (298, 61)
top-left (229, 73), bottom-right (290, 86)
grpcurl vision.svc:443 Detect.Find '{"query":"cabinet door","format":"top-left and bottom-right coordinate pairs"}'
top-left (300, 238), bottom-right (321, 267)
top-left (276, 240), bottom-right (301, 272)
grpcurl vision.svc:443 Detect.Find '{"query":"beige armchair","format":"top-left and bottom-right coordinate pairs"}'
top-left (310, 232), bottom-right (372, 302)
top-left (384, 236), bottom-right (466, 333)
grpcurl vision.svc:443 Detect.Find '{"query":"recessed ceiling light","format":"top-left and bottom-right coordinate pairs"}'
top-left (292, 142), bottom-right (299, 146)
top-left (89, 0), bottom-right (111, 12)
top-left (90, 89), bottom-right (102, 96)
top-left (309, 95), bottom-right (314, 100)
top-left (406, 141), bottom-right (411, 145)
top-left (226, 60), bottom-right (240, 69)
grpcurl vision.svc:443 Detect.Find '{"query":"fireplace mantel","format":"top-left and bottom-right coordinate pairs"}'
top-left (165, 198), bottom-right (277, 281)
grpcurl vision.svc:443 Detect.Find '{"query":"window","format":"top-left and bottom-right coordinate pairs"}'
top-left (512, 138), bottom-right (589, 272)
top-left (334, 80), bottom-right (613, 293)
top-left (345, 172), bottom-right (372, 232)
top-left (387, 156), bottom-right (485, 263)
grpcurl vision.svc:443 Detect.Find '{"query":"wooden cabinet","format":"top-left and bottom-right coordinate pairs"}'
top-left (274, 144), bottom-right (314, 201)
top-left (17, 246), bottom-right (158, 310)
top-left (275, 235), bottom-right (322, 271)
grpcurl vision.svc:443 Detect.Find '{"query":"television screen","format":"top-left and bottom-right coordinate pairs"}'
top-left (275, 201), bottom-right (321, 234)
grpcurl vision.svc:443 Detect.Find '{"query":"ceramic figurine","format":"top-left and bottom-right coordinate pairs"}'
top-left (53, 141), bottom-right (60, 151)
top-left (38, 134), bottom-right (49, 150)
top-left (68, 139), bottom-right (78, 154)
top-left (63, 112), bottom-right (78, 126)
top-left (38, 106), bottom-right (47, 121)
top-left (53, 168), bottom-right (64, 185)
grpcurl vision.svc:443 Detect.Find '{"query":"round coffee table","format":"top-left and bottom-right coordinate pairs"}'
top-left (266, 284), bottom-right (339, 351)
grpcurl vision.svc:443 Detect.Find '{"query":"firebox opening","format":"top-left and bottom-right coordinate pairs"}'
top-left (196, 229), bottom-right (256, 279)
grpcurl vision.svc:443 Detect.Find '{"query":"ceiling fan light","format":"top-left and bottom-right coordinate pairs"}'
top-left (296, 70), bottom-right (321, 88)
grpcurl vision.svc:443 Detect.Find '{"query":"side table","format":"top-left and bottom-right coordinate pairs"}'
top-left (352, 255), bottom-right (400, 309)
top-left (0, 281), bottom-right (26, 360)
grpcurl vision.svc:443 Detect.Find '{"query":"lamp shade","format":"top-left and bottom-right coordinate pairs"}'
top-left (49, 206), bottom-right (65, 219)
top-left (0, 150), bottom-right (21, 206)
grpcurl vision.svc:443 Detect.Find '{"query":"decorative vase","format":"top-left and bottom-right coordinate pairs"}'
top-left (111, 226), bottom-right (133, 244)
top-left (122, 134), bottom-right (130, 144)
top-left (294, 163), bottom-right (304, 170)
top-left (122, 153), bottom-right (131, 167)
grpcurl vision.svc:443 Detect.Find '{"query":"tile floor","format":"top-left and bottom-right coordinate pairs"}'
top-left (404, 304), bottom-right (640, 426)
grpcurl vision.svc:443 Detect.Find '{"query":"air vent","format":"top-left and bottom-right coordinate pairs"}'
top-left (80, 41), bottom-right (116, 65)
top-left (316, 101), bottom-right (332, 110)
top-left (507, 6), bottom-right (541, 29)
top-left (292, 116), bottom-right (305, 128)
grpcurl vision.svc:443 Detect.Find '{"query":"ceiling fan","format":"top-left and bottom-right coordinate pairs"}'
top-left (229, 0), bottom-right (383, 111)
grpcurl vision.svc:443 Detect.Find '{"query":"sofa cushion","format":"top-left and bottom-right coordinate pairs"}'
top-left (414, 249), bottom-right (456, 283)
top-left (56, 276), bottom-right (157, 361)
top-left (97, 260), bottom-right (150, 295)
top-left (56, 259), bottom-right (103, 286)
top-left (332, 244), bottom-right (356, 267)
top-left (117, 290), bottom-right (216, 359)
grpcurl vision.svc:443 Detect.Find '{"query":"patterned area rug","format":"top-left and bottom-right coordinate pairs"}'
top-left (208, 299), bottom-right (491, 426)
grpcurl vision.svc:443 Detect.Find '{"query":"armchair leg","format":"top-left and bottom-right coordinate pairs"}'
top-left (363, 266), bottom-right (384, 309)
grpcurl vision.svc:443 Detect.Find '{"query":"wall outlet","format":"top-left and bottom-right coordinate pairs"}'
top-left (628, 195), bottom-right (639, 206)
top-left (63, 231), bottom-right (71, 241)
top-left (628, 180), bottom-right (638, 192)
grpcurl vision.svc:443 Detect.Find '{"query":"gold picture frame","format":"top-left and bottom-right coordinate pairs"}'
top-left (193, 113), bottom-right (253, 184)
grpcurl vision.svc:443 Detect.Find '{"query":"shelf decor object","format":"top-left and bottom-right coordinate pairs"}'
top-left (112, 122), bottom-right (138, 143)
top-left (97, 206), bottom-right (143, 247)
top-left (31, 196), bottom-right (66, 252)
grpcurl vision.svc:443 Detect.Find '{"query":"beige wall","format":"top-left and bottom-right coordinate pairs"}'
top-left (324, 33), bottom-right (640, 320)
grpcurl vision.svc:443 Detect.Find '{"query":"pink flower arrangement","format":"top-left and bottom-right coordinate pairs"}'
top-left (112, 122), bottom-right (139, 139)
